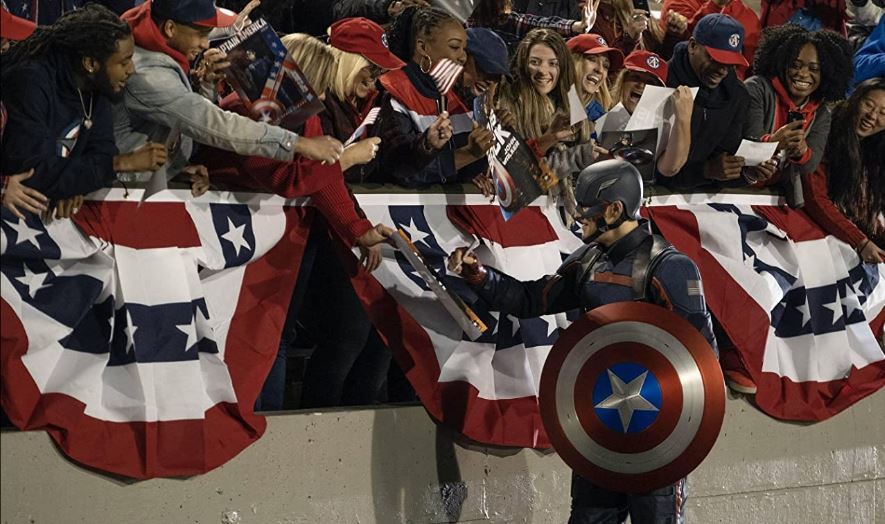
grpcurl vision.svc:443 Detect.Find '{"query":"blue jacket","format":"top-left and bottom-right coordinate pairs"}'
top-left (853, 17), bottom-right (885, 87)
top-left (469, 224), bottom-right (719, 352)
top-left (1, 52), bottom-right (118, 199)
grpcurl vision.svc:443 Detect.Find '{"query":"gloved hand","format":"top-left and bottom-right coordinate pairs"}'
top-left (545, 142), bottom-right (599, 177)
top-left (448, 246), bottom-right (487, 285)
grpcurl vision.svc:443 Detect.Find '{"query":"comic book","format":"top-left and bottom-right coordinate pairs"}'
top-left (217, 18), bottom-right (324, 128)
top-left (473, 92), bottom-right (558, 220)
top-left (597, 128), bottom-right (659, 184)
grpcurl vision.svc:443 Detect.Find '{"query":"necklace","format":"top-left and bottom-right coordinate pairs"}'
top-left (77, 88), bottom-right (93, 130)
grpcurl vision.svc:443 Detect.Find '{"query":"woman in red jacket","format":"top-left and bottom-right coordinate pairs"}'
top-left (803, 77), bottom-right (885, 264)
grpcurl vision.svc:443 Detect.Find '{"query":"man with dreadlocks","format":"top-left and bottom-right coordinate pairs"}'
top-left (1, 4), bottom-right (139, 203)
top-left (114, 0), bottom-right (344, 183)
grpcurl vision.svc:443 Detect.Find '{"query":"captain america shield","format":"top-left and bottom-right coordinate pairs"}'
top-left (539, 302), bottom-right (725, 493)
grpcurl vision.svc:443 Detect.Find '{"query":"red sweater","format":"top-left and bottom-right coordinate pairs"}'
top-left (802, 161), bottom-right (868, 249)
top-left (198, 95), bottom-right (372, 246)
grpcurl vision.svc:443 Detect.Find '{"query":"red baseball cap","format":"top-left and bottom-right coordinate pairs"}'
top-left (567, 33), bottom-right (624, 72)
top-left (330, 17), bottom-right (405, 70)
top-left (1, 8), bottom-right (37, 41)
top-left (622, 50), bottom-right (668, 86)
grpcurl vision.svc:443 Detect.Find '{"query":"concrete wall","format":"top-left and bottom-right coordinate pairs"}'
top-left (2, 389), bottom-right (883, 524)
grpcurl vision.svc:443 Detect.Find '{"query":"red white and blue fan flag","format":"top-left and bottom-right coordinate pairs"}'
top-left (4, 188), bottom-right (883, 477)
top-left (0, 189), bottom-right (311, 479)
top-left (349, 194), bottom-right (582, 448)
top-left (646, 194), bottom-right (885, 421)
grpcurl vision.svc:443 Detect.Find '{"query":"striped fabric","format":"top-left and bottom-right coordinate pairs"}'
top-left (429, 59), bottom-right (464, 97)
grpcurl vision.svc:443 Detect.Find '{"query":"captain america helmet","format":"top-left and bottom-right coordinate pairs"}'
top-left (574, 159), bottom-right (643, 221)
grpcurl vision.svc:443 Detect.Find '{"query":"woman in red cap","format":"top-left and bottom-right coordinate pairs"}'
top-left (567, 33), bottom-right (624, 124)
top-left (324, 17), bottom-right (406, 185)
top-left (600, 50), bottom-right (694, 178)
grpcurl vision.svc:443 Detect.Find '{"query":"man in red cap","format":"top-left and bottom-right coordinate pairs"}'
top-left (113, 0), bottom-right (344, 185)
top-left (665, 13), bottom-right (751, 189)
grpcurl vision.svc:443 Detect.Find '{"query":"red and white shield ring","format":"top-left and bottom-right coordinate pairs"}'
top-left (539, 302), bottom-right (725, 493)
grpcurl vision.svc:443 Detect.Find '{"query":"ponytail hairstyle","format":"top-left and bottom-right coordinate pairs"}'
top-left (385, 5), bottom-right (459, 63)
top-left (2, 4), bottom-right (131, 76)
top-left (825, 77), bottom-right (885, 238)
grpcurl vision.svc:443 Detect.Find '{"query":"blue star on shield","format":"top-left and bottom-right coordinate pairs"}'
top-left (592, 363), bottom-right (662, 433)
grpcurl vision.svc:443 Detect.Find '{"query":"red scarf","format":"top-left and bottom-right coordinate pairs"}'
top-left (771, 76), bottom-right (820, 131)
top-left (122, 2), bottom-right (191, 74)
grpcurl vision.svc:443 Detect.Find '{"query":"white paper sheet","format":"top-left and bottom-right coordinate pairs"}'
top-left (568, 84), bottom-right (588, 126)
top-left (735, 139), bottom-right (779, 166)
top-left (623, 86), bottom-right (699, 154)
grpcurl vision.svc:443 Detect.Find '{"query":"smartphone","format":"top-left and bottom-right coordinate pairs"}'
top-left (787, 111), bottom-right (804, 124)
top-left (633, 0), bottom-right (650, 12)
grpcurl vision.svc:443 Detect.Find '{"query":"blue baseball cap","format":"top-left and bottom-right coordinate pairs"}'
top-left (151, 0), bottom-right (237, 27)
top-left (466, 28), bottom-right (510, 78)
top-left (692, 14), bottom-right (749, 67)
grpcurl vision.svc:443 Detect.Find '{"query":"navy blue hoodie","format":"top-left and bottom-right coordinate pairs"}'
top-left (1, 52), bottom-right (118, 199)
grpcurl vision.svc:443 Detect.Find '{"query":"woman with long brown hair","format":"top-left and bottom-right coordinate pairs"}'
top-left (498, 29), bottom-right (600, 211)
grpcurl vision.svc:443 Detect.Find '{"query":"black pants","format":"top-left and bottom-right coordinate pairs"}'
top-left (568, 473), bottom-right (686, 524)
top-left (257, 218), bottom-right (391, 409)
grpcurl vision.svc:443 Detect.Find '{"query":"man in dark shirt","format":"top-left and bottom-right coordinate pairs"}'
top-left (2, 4), bottom-right (134, 200)
top-left (665, 13), bottom-right (750, 189)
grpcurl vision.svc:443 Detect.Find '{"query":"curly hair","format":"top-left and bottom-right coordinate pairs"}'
top-left (825, 78), bottom-right (885, 242)
top-left (385, 6), bottom-right (460, 63)
top-left (2, 3), bottom-right (131, 73)
top-left (753, 24), bottom-right (853, 103)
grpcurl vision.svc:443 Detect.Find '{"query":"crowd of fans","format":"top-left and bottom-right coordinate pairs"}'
top-left (0, 0), bottom-right (883, 407)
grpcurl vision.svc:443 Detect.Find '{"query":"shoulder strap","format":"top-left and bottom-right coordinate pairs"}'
top-left (631, 234), bottom-right (675, 301)
top-left (558, 243), bottom-right (604, 289)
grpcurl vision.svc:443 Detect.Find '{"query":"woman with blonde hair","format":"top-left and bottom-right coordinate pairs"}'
top-left (597, 50), bottom-right (693, 179)
top-left (198, 34), bottom-right (395, 411)
top-left (498, 28), bottom-right (599, 209)
top-left (566, 33), bottom-right (624, 123)
top-left (324, 17), bottom-right (407, 184)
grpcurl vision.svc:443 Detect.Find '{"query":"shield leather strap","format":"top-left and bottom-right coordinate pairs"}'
top-left (539, 302), bottom-right (725, 493)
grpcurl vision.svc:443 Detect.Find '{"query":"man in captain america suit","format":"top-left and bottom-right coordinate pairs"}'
top-left (449, 158), bottom-right (719, 524)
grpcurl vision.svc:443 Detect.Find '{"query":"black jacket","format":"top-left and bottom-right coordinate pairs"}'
top-left (512, 0), bottom-right (581, 19)
top-left (664, 41), bottom-right (749, 190)
top-left (1, 52), bottom-right (118, 199)
top-left (332, 0), bottom-right (394, 25)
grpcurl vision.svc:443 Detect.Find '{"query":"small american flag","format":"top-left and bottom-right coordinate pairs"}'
top-left (429, 58), bottom-right (464, 113)
top-left (344, 107), bottom-right (382, 146)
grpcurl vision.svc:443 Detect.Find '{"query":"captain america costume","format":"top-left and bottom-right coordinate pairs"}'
top-left (457, 160), bottom-right (719, 524)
